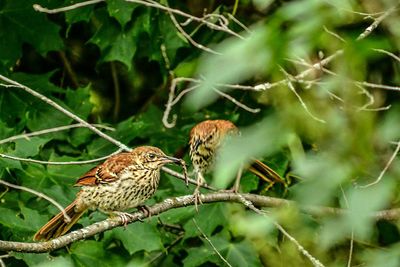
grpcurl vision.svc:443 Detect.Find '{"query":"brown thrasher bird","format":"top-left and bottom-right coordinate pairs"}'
top-left (189, 120), bottom-right (285, 193)
top-left (34, 146), bottom-right (186, 241)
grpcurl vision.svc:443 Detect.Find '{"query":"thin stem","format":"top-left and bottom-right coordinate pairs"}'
top-left (0, 123), bottom-right (114, 145)
top-left (358, 141), bottom-right (400, 188)
top-left (0, 180), bottom-right (71, 223)
top-left (193, 218), bottom-right (233, 267)
top-left (0, 75), bottom-right (130, 152)
top-left (33, 0), bottom-right (104, 13)
top-left (0, 150), bottom-right (122, 165)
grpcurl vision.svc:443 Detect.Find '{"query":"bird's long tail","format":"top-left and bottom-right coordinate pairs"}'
top-left (248, 159), bottom-right (286, 186)
top-left (33, 200), bottom-right (85, 241)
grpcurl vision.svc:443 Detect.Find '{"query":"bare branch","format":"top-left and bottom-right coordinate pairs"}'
top-left (0, 180), bottom-right (71, 223)
top-left (358, 141), bottom-right (400, 188)
top-left (356, 81), bottom-right (400, 91)
top-left (339, 186), bottom-right (354, 267)
top-left (125, 0), bottom-right (244, 39)
top-left (1, 192), bottom-right (399, 253)
top-left (227, 13), bottom-right (251, 34)
top-left (373, 48), bottom-right (400, 63)
top-left (0, 75), bottom-right (130, 152)
top-left (33, 0), bottom-right (104, 14)
top-left (0, 150), bottom-right (122, 165)
top-left (212, 88), bottom-right (260, 113)
top-left (161, 166), bottom-right (216, 190)
top-left (323, 26), bottom-right (346, 43)
top-left (285, 79), bottom-right (326, 123)
top-left (145, 233), bottom-right (184, 265)
top-left (193, 218), bottom-right (233, 267)
top-left (167, 5), bottom-right (221, 55)
top-left (357, 4), bottom-right (399, 40)
top-left (0, 123), bottom-right (114, 145)
top-left (254, 49), bottom-right (345, 91)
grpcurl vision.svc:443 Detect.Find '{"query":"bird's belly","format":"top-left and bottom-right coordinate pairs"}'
top-left (78, 178), bottom-right (157, 212)
top-left (191, 146), bottom-right (215, 174)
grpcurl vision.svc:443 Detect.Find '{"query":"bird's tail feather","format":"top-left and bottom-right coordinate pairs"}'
top-left (248, 159), bottom-right (286, 185)
top-left (33, 200), bottom-right (85, 241)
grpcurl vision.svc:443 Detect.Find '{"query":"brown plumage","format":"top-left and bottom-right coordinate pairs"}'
top-left (189, 120), bottom-right (285, 192)
top-left (34, 146), bottom-right (183, 241)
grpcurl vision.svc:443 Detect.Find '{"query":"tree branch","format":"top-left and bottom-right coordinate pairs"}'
top-left (0, 75), bottom-right (130, 152)
top-left (1, 192), bottom-right (399, 253)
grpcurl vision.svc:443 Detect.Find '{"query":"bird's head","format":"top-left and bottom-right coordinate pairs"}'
top-left (132, 146), bottom-right (183, 170)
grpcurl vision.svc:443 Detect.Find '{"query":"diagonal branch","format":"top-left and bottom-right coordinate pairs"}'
top-left (0, 123), bottom-right (114, 145)
top-left (0, 75), bottom-right (130, 152)
top-left (0, 180), bottom-right (71, 223)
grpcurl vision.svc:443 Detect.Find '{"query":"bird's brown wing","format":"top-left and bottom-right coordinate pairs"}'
top-left (75, 152), bottom-right (133, 186)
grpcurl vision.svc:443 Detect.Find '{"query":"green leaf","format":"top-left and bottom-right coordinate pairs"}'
top-left (71, 240), bottom-right (127, 266)
top-left (0, 89), bottom-right (28, 125)
top-left (239, 173), bottom-right (259, 193)
top-left (107, 0), bottom-right (139, 27)
top-left (0, 206), bottom-right (43, 233)
top-left (71, 241), bottom-right (106, 266)
top-left (65, 86), bottom-right (93, 119)
top-left (11, 137), bottom-right (51, 157)
top-left (0, 0), bottom-right (63, 68)
top-left (109, 222), bottom-right (163, 254)
top-left (33, 256), bottom-right (75, 267)
top-left (65, 0), bottom-right (94, 24)
top-left (90, 7), bottom-right (152, 69)
top-left (184, 234), bottom-right (262, 267)
top-left (184, 203), bottom-right (228, 238)
top-left (362, 244), bottom-right (400, 267)
top-left (13, 253), bottom-right (52, 267)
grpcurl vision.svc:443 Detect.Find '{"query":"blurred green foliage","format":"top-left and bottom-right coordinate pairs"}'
top-left (1, 0), bottom-right (400, 266)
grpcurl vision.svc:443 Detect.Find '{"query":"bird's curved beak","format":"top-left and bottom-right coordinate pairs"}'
top-left (161, 155), bottom-right (182, 164)
top-left (161, 155), bottom-right (189, 187)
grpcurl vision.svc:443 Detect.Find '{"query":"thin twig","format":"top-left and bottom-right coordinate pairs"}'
top-left (58, 51), bottom-right (80, 88)
top-left (340, 186), bottom-right (354, 267)
top-left (236, 194), bottom-right (325, 267)
top-left (356, 81), bottom-right (400, 91)
top-left (193, 218), bottom-right (233, 267)
top-left (0, 180), bottom-right (71, 223)
top-left (110, 62), bottom-right (121, 121)
top-left (358, 141), bottom-right (400, 188)
top-left (253, 50), bottom-right (345, 91)
top-left (0, 123), bottom-right (114, 145)
top-left (167, 4), bottom-right (221, 55)
top-left (33, 0), bottom-right (104, 13)
top-left (212, 87), bottom-right (260, 113)
top-left (227, 13), bottom-right (251, 34)
top-left (161, 166), bottom-right (216, 190)
top-left (162, 78), bottom-right (179, 128)
top-left (286, 80), bottom-right (326, 123)
top-left (145, 233), bottom-right (184, 265)
top-left (323, 26), bottom-right (346, 43)
top-left (356, 4), bottom-right (399, 40)
top-left (0, 75), bottom-right (130, 152)
top-left (0, 150), bottom-right (122, 165)
top-left (125, 0), bottom-right (244, 39)
top-left (373, 48), bottom-right (400, 63)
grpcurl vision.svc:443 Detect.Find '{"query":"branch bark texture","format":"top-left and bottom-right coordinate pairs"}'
top-left (1, 192), bottom-right (399, 253)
